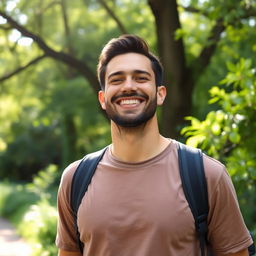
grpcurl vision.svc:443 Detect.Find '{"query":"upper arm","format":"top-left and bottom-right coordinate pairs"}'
top-left (56, 161), bottom-right (81, 252)
top-left (58, 249), bottom-right (82, 256)
top-left (205, 161), bottom-right (252, 253)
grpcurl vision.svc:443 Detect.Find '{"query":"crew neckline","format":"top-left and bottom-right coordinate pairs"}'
top-left (104, 139), bottom-right (177, 169)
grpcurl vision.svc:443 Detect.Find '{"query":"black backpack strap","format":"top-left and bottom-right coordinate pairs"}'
top-left (249, 232), bottom-right (256, 255)
top-left (178, 142), bottom-right (209, 256)
top-left (71, 146), bottom-right (108, 253)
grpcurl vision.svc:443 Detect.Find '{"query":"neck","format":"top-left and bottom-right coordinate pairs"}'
top-left (110, 115), bottom-right (170, 162)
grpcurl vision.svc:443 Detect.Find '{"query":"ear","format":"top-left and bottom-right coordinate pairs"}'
top-left (98, 90), bottom-right (106, 110)
top-left (157, 86), bottom-right (167, 106)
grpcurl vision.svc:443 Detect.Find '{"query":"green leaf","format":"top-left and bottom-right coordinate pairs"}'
top-left (211, 123), bottom-right (221, 135)
top-left (229, 131), bottom-right (241, 144)
top-left (186, 135), bottom-right (206, 148)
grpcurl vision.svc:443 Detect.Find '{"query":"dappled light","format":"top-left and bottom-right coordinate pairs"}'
top-left (0, 0), bottom-right (256, 255)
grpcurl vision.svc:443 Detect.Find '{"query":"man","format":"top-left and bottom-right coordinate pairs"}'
top-left (56, 35), bottom-right (253, 256)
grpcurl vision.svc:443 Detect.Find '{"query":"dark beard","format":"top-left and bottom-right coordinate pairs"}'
top-left (105, 93), bottom-right (157, 128)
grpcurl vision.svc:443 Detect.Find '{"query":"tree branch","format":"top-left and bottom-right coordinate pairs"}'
top-left (0, 10), bottom-right (99, 94)
top-left (0, 54), bottom-right (46, 82)
top-left (181, 4), bottom-right (256, 19)
top-left (198, 18), bottom-right (225, 70)
top-left (181, 5), bottom-right (203, 14)
top-left (60, 0), bottom-right (74, 54)
top-left (189, 6), bottom-right (256, 74)
top-left (98, 0), bottom-right (128, 34)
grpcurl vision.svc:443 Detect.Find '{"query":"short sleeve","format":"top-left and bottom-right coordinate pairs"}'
top-left (204, 156), bottom-right (253, 254)
top-left (55, 160), bottom-right (81, 252)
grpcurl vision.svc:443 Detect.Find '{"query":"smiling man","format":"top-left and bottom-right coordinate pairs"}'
top-left (99, 52), bottom-right (162, 128)
top-left (56, 35), bottom-right (253, 256)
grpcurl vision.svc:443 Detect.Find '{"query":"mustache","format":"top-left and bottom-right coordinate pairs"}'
top-left (111, 93), bottom-right (148, 103)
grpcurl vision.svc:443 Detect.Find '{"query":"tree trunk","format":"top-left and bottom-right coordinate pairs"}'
top-left (0, 2), bottom-right (228, 141)
top-left (148, 0), bottom-right (194, 138)
top-left (60, 0), bottom-right (78, 164)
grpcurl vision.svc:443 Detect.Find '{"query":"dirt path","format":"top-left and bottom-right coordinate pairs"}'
top-left (0, 217), bottom-right (32, 256)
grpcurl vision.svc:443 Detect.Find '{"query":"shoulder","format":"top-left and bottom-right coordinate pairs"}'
top-left (59, 146), bottom-right (109, 189)
top-left (173, 141), bottom-right (227, 187)
top-left (60, 160), bottom-right (81, 186)
top-left (202, 153), bottom-right (234, 201)
top-left (58, 160), bottom-right (82, 202)
top-left (202, 153), bottom-right (226, 181)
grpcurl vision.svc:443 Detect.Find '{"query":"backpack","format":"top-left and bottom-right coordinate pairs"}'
top-left (70, 143), bottom-right (255, 255)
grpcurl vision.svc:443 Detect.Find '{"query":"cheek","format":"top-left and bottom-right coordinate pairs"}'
top-left (105, 88), bottom-right (116, 102)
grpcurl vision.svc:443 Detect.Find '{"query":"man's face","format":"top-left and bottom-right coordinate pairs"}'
top-left (98, 53), bottom-right (165, 128)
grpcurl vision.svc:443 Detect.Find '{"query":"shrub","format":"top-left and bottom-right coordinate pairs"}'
top-left (19, 199), bottom-right (58, 256)
top-left (0, 182), bottom-right (39, 224)
top-left (0, 164), bottom-right (59, 256)
top-left (26, 164), bottom-right (59, 204)
top-left (0, 182), bottom-right (14, 215)
top-left (0, 124), bottom-right (61, 181)
top-left (182, 58), bottom-right (256, 232)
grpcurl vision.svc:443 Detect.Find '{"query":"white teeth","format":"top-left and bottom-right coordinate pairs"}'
top-left (120, 99), bottom-right (139, 105)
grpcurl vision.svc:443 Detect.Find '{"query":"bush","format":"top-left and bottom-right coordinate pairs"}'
top-left (19, 199), bottom-right (58, 256)
top-left (0, 124), bottom-right (61, 181)
top-left (26, 164), bottom-right (59, 204)
top-left (182, 58), bottom-right (256, 232)
top-left (0, 164), bottom-right (59, 256)
top-left (0, 182), bottom-right (13, 215)
top-left (0, 182), bottom-right (39, 224)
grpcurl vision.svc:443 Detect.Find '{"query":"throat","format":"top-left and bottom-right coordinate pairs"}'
top-left (110, 134), bottom-right (170, 163)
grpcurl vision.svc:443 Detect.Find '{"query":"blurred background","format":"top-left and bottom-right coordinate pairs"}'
top-left (0, 0), bottom-right (255, 255)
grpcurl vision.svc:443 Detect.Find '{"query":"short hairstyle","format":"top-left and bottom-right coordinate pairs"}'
top-left (97, 34), bottom-right (163, 90)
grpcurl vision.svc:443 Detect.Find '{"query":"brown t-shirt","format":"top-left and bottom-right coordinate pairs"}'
top-left (56, 140), bottom-right (252, 255)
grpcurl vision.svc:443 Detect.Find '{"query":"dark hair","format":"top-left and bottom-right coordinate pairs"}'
top-left (97, 34), bottom-right (163, 90)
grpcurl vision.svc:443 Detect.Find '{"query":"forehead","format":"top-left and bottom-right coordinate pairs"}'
top-left (105, 53), bottom-right (153, 77)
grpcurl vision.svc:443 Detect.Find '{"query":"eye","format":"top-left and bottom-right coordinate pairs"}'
top-left (136, 76), bottom-right (149, 82)
top-left (109, 78), bottom-right (123, 85)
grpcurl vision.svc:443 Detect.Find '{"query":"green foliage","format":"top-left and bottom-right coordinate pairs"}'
top-left (0, 124), bottom-right (61, 181)
top-left (0, 164), bottom-right (59, 256)
top-left (1, 0), bottom-right (256, 179)
top-left (182, 0), bottom-right (256, 118)
top-left (182, 58), bottom-right (256, 231)
top-left (19, 199), bottom-right (58, 256)
top-left (0, 182), bottom-right (39, 223)
top-left (0, 182), bottom-right (18, 215)
top-left (0, 0), bottom-right (255, 252)
top-left (26, 164), bottom-right (59, 203)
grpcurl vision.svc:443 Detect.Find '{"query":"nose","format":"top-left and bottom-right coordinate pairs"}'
top-left (121, 77), bottom-right (137, 92)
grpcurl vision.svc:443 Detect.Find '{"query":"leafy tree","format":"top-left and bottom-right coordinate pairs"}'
top-left (0, 123), bottom-right (61, 181)
top-left (1, 0), bottom-right (255, 136)
top-left (182, 58), bottom-right (256, 230)
top-left (0, 0), bottom-right (256, 180)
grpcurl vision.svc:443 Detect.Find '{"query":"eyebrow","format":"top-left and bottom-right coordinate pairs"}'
top-left (107, 70), bottom-right (152, 80)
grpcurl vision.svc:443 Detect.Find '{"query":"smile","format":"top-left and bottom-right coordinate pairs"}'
top-left (119, 99), bottom-right (140, 106)
top-left (112, 93), bottom-right (148, 106)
